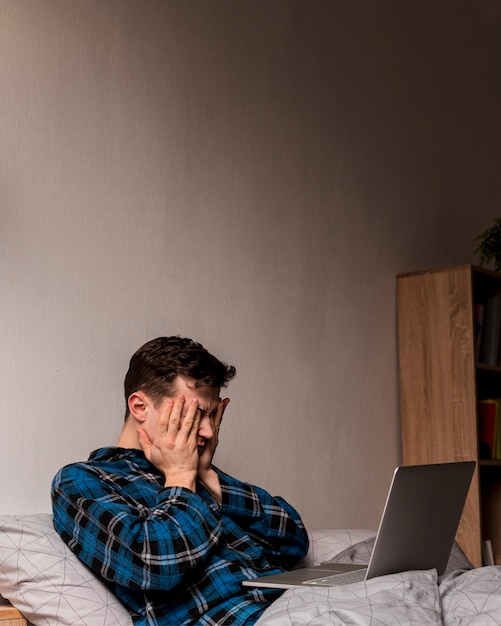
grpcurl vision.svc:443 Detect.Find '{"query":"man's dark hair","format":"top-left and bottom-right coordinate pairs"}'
top-left (124, 336), bottom-right (236, 418)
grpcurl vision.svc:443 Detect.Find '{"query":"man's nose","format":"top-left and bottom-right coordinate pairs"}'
top-left (198, 415), bottom-right (214, 438)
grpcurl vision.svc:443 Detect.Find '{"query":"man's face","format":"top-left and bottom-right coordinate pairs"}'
top-left (158, 375), bottom-right (221, 454)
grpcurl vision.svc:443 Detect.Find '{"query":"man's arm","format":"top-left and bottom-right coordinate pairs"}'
top-left (51, 463), bottom-right (223, 592)
top-left (215, 468), bottom-right (309, 569)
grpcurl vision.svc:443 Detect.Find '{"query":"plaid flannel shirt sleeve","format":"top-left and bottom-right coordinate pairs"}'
top-left (216, 467), bottom-right (309, 568)
top-left (51, 463), bottom-right (224, 592)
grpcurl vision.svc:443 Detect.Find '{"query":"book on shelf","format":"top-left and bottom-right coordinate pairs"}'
top-left (478, 295), bottom-right (501, 366)
top-left (478, 399), bottom-right (497, 459)
top-left (478, 399), bottom-right (500, 460)
top-left (482, 539), bottom-right (495, 566)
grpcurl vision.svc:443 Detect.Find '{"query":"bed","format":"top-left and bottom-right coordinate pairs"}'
top-left (256, 531), bottom-right (501, 625)
top-left (0, 515), bottom-right (500, 625)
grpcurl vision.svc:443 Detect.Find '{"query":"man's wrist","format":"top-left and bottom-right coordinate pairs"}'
top-left (163, 470), bottom-right (197, 492)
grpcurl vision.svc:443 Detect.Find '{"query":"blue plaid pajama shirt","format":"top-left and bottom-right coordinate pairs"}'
top-left (51, 447), bottom-right (309, 625)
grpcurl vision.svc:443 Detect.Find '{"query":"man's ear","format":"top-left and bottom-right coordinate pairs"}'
top-left (128, 392), bottom-right (149, 423)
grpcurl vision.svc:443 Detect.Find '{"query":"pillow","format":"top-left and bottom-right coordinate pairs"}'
top-left (324, 536), bottom-right (473, 578)
top-left (257, 569), bottom-right (442, 626)
top-left (301, 529), bottom-right (376, 567)
top-left (0, 514), bottom-right (133, 626)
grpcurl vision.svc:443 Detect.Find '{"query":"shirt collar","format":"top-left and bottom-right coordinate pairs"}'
top-left (88, 446), bottom-right (158, 472)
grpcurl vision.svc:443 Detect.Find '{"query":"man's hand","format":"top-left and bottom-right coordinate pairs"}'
top-left (137, 395), bottom-right (201, 491)
top-left (197, 398), bottom-right (230, 502)
top-left (197, 398), bottom-right (230, 472)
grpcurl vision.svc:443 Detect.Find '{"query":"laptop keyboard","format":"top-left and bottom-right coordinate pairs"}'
top-left (303, 568), bottom-right (367, 586)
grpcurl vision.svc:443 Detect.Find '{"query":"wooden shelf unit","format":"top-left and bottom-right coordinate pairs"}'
top-left (397, 264), bottom-right (501, 568)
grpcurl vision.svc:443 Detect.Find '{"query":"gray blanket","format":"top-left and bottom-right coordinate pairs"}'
top-left (257, 536), bottom-right (499, 625)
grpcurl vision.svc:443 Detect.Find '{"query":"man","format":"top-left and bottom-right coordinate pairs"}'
top-left (52, 336), bottom-right (309, 625)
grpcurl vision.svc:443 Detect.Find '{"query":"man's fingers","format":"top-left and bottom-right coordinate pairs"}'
top-left (214, 398), bottom-right (230, 429)
top-left (180, 399), bottom-right (200, 435)
top-left (157, 398), bottom-right (175, 436)
top-left (165, 395), bottom-right (185, 434)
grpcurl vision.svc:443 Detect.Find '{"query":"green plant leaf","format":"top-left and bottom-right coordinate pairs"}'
top-left (474, 218), bottom-right (501, 269)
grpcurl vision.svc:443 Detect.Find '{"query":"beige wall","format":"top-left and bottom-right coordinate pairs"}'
top-left (0, 0), bottom-right (499, 531)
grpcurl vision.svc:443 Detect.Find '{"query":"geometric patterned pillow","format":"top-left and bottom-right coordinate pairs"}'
top-left (0, 514), bottom-right (133, 626)
top-left (300, 528), bottom-right (376, 567)
top-left (324, 535), bottom-right (474, 577)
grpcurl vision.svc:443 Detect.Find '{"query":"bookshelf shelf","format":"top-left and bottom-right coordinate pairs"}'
top-left (397, 264), bottom-right (501, 568)
top-left (477, 363), bottom-right (501, 373)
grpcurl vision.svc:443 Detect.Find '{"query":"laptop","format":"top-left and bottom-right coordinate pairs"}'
top-left (243, 461), bottom-right (475, 589)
